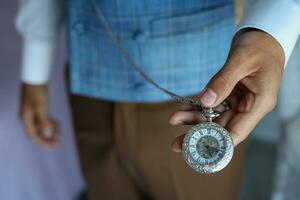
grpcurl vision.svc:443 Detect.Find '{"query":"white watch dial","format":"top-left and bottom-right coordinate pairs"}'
top-left (182, 122), bottom-right (234, 174)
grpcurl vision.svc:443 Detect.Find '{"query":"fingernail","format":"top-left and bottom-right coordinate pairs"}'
top-left (200, 88), bottom-right (217, 106)
top-left (174, 121), bottom-right (184, 125)
top-left (171, 141), bottom-right (182, 153)
top-left (173, 148), bottom-right (182, 153)
top-left (172, 121), bottom-right (184, 126)
top-left (43, 128), bottom-right (53, 139)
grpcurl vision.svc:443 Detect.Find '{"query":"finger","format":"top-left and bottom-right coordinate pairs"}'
top-left (227, 112), bottom-right (261, 146)
top-left (179, 104), bottom-right (196, 111)
top-left (209, 85), bottom-right (243, 119)
top-left (199, 58), bottom-right (252, 108)
top-left (226, 96), bottom-right (274, 146)
top-left (21, 110), bottom-right (54, 147)
top-left (209, 88), bottom-right (241, 127)
top-left (214, 110), bottom-right (236, 127)
top-left (171, 134), bottom-right (185, 152)
top-left (169, 110), bottom-right (206, 125)
top-left (214, 103), bottom-right (229, 113)
top-left (35, 112), bottom-right (59, 147)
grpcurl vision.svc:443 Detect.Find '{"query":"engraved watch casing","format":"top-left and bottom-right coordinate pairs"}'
top-left (182, 122), bottom-right (234, 174)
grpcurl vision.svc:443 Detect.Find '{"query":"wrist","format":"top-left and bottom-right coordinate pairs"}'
top-left (22, 83), bottom-right (48, 103)
top-left (231, 29), bottom-right (285, 71)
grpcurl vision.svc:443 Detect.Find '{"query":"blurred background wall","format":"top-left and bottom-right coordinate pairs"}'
top-left (1, 0), bottom-right (300, 200)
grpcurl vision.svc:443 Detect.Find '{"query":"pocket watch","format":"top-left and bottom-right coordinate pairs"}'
top-left (182, 108), bottom-right (234, 174)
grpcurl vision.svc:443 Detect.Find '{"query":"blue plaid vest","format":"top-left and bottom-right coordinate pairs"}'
top-left (67, 0), bottom-right (234, 102)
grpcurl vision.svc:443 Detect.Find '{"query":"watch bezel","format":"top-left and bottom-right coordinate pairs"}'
top-left (182, 122), bottom-right (234, 174)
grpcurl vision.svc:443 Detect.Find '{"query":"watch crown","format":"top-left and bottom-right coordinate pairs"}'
top-left (201, 108), bottom-right (220, 122)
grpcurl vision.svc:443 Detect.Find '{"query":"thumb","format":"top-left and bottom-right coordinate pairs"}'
top-left (200, 66), bottom-right (241, 107)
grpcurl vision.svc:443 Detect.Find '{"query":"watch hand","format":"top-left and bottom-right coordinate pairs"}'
top-left (205, 145), bottom-right (220, 155)
top-left (208, 146), bottom-right (220, 152)
top-left (205, 145), bottom-right (213, 157)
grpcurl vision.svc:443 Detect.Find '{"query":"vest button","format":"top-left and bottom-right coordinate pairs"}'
top-left (132, 29), bottom-right (148, 42)
top-left (73, 21), bottom-right (87, 35)
top-left (133, 82), bottom-right (144, 89)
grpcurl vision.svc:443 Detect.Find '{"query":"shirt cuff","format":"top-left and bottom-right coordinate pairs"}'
top-left (21, 39), bottom-right (55, 85)
top-left (236, 0), bottom-right (300, 66)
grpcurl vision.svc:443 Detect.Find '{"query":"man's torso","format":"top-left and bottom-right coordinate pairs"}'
top-left (67, 0), bottom-right (234, 102)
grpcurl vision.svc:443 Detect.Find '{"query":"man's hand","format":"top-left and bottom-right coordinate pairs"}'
top-left (169, 29), bottom-right (285, 152)
top-left (20, 84), bottom-right (60, 148)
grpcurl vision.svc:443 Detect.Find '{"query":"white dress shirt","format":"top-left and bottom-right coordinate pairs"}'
top-left (16, 0), bottom-right (300, 85)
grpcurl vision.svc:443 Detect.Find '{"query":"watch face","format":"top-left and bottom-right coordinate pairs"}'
top-left (182, 122), bottom-right (234, 174)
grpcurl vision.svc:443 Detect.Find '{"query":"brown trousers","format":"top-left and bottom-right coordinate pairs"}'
top-left (69, 94), bottom-right (244, 200)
